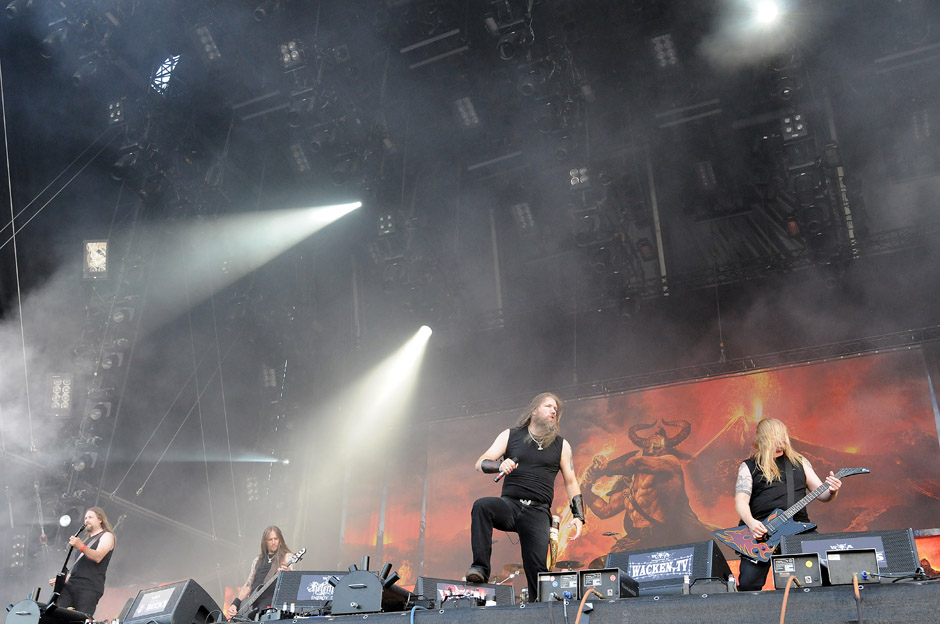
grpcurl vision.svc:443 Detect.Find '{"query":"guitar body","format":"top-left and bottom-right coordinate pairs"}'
top-left (713, 509), bottom-right (816, 562)
top-left (714, 467), bottom-right (869, 563)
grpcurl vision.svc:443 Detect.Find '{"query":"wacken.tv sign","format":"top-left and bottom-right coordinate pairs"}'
top-left (627, 546), bottom-right (695, 583)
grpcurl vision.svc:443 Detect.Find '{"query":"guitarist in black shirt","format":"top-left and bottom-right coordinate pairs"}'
top-left (734, 418), bottom-right (842, 590)
top-left (227, 526), bottom-right (294, 618)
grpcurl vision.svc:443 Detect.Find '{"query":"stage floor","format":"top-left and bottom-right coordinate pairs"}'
top-left (280, 580), bottom-right (940, 624)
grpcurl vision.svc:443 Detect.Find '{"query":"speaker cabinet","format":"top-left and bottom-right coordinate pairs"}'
top-left (781, 529), bottom-right (919, 575)
top-left (605, 540), bottom-right (732, 596)
top-left (272, 570), bottom-right (345, 613)
top-left (122, 579), bottom-right (222, 624)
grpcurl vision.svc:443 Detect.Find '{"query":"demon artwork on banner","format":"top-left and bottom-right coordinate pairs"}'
top-left (340, 348), bottom-right (940, 592)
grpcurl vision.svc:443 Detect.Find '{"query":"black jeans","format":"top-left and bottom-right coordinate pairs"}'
top-left (470, 496), bottom-right (551, 600)
top-left (57, 582), bottom-right (102, 617)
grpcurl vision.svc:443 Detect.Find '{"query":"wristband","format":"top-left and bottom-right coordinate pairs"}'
top-left (79, 544), bottom-right (86, 552)
top-left (569, 494), bottom-right (586, 525)
top-left (232, 598), bottom-right (242, 608)
top-left (480, 459), bottom-right (501, 474)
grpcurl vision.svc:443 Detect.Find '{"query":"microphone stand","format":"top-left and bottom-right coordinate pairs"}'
top-left (47, 524), bottom-right (86, 609)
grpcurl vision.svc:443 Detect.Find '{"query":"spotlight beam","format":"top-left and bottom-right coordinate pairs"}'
top-left (144, 201), bottom-right (360, 329)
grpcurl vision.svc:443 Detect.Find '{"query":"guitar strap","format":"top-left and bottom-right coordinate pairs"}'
top-left (785, 458), bottom-right (796, 509)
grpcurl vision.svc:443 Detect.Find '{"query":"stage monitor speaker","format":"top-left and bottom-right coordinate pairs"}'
top-left (579, 568), bottom-right (639, 599)
top-left (780, 529), bottom-right (919, 575)
top-left (826, 548), bottom-right (881, 585)
top-left (605, 540), bottom-right (731, 596)
top-left (772, 553), bottom-right (823, 589)
top-left (272, 570), bottom-right (345, 613)
top-left (537, 571), bottom-right (579, 601)
top-left (415, 576), bottom-right (514, 607)
top-left (122, 579), bottom-right (222, 624)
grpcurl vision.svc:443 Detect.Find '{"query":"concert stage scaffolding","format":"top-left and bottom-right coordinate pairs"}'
top-left (255, 580), bottom-right (939, 624)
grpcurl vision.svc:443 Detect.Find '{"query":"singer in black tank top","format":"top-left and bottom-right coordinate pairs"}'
top-left (466, 393), bottom-right (585, 600)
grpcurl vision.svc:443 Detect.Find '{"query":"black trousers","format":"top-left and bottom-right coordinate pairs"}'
top-left (737, 557), bottom-right (771, 591)
top-left (58, 582), bottom-right (102, 617)
top-left (470, 496), bottom-right (551, 600)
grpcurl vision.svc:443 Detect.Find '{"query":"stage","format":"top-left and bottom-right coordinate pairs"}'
top-left (284, 581), bottom-right (940, 624)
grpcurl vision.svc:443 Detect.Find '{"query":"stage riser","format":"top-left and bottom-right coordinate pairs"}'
top-left (257, 582), bottom-right (939, 624)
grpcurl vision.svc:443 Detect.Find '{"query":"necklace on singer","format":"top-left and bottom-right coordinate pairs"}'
top-left (529, 430), bottom-right (544, 451)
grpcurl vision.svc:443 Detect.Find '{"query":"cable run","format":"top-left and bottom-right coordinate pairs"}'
top-left (0, 56), bottom-right (36, 451)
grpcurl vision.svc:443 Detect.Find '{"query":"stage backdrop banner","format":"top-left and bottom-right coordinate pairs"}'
top-left (419, 349), bottom-right (940, 590)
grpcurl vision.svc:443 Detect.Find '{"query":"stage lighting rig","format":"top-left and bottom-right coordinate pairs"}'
top-left (253, 0), bottom-right (278, 22)
top-left (279, 39), bottom-right (305, 71)
top-left (151, 54), bottom-right (181, 96)
top-left (39, 21), bottom-right (68, 59)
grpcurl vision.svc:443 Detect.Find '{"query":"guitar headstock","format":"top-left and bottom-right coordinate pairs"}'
top-left (289, 547), bottom-right (306, 566)
top-left (835, 467), bottom-right (870, 479)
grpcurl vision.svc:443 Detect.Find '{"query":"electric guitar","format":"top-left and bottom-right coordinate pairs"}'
top-left (237, 547), bottom-right (305, 618)
top-left (713, 467), bottom-right (869, 563)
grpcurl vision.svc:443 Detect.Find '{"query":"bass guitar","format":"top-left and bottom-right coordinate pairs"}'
top-left (713, 467), bottom-right (869, 563)
top-left (237, 547), bottom-right (306, 618)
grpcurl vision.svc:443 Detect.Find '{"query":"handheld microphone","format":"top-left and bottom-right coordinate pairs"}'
top-left (494, 458), bottom-right (519, 483)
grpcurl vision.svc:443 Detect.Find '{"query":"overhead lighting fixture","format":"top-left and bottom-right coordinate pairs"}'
top-left (5, 0), bottom-right (33, 19)
top-left (279, 39), bottom-right (305, 71)
top-left (510, 202), bottom-right (535, 235)
top-left (694, 161), bottom-right (717, 191)
top-left (753, 0), bottom-right (781, 26)
top-left (151, 54), bottom-right (181, 96)
top-left (72, 57), bottom-right (99, 87)
top-left (83, 240), bottom-right (109, 279)
top-left (253, 0), bottom-right (278, 22)
top-left (87, 402), bottom-right (112, 421)
top-left (107, 98), bottom-right (125, 125)
top-left (454, 97), bottom-right (480, 128)
top-left (378, 213), bottom-right (397, 237)
top-left (39, 22), bottom-right (67, 59)
top-left (48, 373), bottom-right (73, 415)
top-left (193, 25), bottom-right (221, 63)
top-left (288, 142), bottom-right (310, 173)
top-left (650, 34), bottom-right (678, 69)
top-left (781, 113), bottom-right (809, 141)
top-left (569, 166), bottom-right (590, 190)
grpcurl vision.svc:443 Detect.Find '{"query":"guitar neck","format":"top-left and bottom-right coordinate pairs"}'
top-left (774, 481), bottom-right (831, 525)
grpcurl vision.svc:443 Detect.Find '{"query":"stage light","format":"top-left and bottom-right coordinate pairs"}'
top-left (781, 113), bottom-right (809, 141)
top-left (378, 213), bottom-right (397, 236)
top-left (99, 352), bottom-right (124, 370)
top-left (497, 32), bottom-right (518, 60)
top-left (58, 514), bottom-right (73, 528)
top-left (694, 161), bottom-right (717, 191)
top-left (193, 25), bottom-right (221, 63)
top-left (107, 98), bottom-right (125, 125)
top-left (72, 58), bottom-right (99, 87)
top-left (110, 149), bottom-right (139, 181)
top-left (254, 0), bottom-right (277, 22)
top-left (40, 24), bottom-right (67, 59)
top-left (569, 166), bottom-right (590, 190)
top-left (72, 452), bottom-right (97, 472)
top-left (5, 0), bottom-right (33, 19)
top-left (83, 240), bottom-right (109, 279)
top-left (650, 34), bottom-right (678, 69)
top-left (288, 143), bottom-right (310, 173)
top-left (279, 39), bottom-right (305, 71)
top-left (454, 97), bottom-right (480, 128)
top-left (88, 402), bottom-right (112, 420)
top-left (510, 202), bottom-right (535, 235)
top-left (753, 0), bottom-right (780, 26)
top-left (49, 373), bottom-right (73, 414)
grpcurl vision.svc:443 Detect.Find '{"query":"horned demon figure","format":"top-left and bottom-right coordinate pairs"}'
top-left (581, 418), bottom-right (713, 550)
